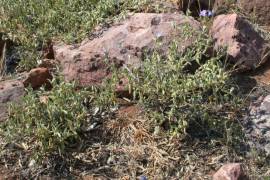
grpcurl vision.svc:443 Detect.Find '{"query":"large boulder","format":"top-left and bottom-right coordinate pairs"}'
top-left (54, 13), bottom-right (201, 87)
top-left (238, 0), bottom-right (270, 26)
top-left (0, 79), bottom-right (24, 121)
top-left (210, 13), bottom-right (270, 71)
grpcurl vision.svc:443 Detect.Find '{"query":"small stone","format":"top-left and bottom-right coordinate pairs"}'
top-left (259, 95), bottom-right (270, 113)
top-left (265, 144), bottom-right (270, 155)
top-left (39, 96), bottom-right (49, 104)
top-left (23, 67), bottom-right (52, 89)
top-left (38, 59), bottom-right (57, 69)
top-left (213, 163), bottom-right (248, 180)
top-left (154, 126), bottom-right (161, 136)
top-left (0, 79), bottom-right (24, 121)
top-left (28, 159), bottom-right (36, 168)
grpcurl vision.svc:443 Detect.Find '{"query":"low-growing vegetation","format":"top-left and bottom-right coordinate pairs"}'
top-left (126, 27), bottom-right (241, 136)
top-left (0, 26), bottom-right (250, 178)
top-left (5, 80), bottom-right (87, 155)
top-left (1, 0), bottom-right (270, 179)
top-left (0, 78), bottom-right (113, 158)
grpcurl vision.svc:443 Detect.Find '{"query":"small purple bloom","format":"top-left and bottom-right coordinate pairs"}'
top-left (139, 175), bottom-right (147, 180)
top-left (199, 10), bottom-right (214, 17)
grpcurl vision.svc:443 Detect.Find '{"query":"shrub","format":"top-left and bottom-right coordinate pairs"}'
top-left (0, 77), bottom-right (116, 158)
top-left (125, 27), bottom-right (240, 135)
top-left (1, 79), bottom-right (87, 157)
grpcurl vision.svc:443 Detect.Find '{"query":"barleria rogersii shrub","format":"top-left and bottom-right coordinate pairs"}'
top-left (125, 27), bottom-right (240, 135)
top-left (0, 77), bottom-right (117, 159)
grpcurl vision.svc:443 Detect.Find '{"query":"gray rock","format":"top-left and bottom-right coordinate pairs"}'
top-left (0, 79), bottom-right (24, 121)
top-left (246, 95), bottom-right (270, 155)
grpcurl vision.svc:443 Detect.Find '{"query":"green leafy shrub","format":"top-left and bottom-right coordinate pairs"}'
top-left (126, 28), bottom-right (240, 135)
top-left (0, 0), bottom-right (148, 70)
top-left (1, 79), bottom-right (87, 156)
top-left (0, 77), bottom-right (116, 158)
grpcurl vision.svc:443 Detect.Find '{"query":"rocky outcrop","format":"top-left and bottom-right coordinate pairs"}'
top-left (213, 163), bottom-right (248, 180)
top-left (211, 13), bottom-right (270, 71)
top-left (0, 80), bottom-right (24, 121)
top-left (54, 13), bottom-right (201, 87)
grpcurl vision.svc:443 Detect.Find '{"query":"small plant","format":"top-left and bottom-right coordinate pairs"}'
top-left (1, 79), bottom-right (88, 157)
top-left (125, 27), bottom-right (240, 136)
top-left (0, 76), bottom-right (117, 159)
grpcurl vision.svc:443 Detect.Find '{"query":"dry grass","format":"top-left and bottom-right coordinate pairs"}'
top-left (1, 100), bottom-right (270, 179)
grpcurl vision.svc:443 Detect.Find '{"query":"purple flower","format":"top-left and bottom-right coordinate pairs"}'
top-left (139, 175), bottom-right (147, 180)
top-left (199, 10), bottom-right (214, 17)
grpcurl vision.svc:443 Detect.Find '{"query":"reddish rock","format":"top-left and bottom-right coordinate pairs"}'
top-left (0, 79), bottom-right (24, 121)
top-left (23, 67), bottom-right (52, 89)
top-left (54, 13), bottom-right (201, 89)
top-left (213, 163), bottom-right (248, 180)
top-left (238, 0), bottom-right (270, 26)
top-left (211, 13), bottom-right (270, 71)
